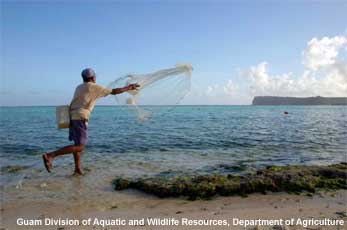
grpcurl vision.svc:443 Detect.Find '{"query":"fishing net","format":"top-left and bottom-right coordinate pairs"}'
top-left (108, 64), bottom-right (193, 122)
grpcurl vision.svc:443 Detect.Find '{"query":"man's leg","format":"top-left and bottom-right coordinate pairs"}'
top-left (73, 151), bottom-right (84, 175)
top-left (46, 145), bottom-right (84, 158)
top-left (43, 145), bottom-right (84, 172)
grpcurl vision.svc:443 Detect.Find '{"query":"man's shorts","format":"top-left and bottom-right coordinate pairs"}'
top-left (69, 120), bottom-right (88, 145)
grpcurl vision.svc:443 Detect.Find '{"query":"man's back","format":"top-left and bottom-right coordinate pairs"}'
top-left (70, 82), bottom-right (111, 120)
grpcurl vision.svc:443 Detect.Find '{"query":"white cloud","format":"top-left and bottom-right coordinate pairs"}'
top-left (302, 36), bottom-right (347, 70)
top-left (202, 35), bottom-right (347, 104)
top-left (202, 80), bottom-right (240, 105)
top-left (206, 84), bottom-right (220, 96)
top-left (223, 80), bottom-right (237, 95)
top-left (246, 35), bottom-right (347, 98)
top-left (205, 80), bottom-right (238, 97)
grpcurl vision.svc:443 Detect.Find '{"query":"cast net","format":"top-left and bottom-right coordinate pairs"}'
top-left (108, 64), bottom-right (193, 122)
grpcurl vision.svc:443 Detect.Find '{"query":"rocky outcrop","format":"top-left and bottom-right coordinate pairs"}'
top-left (252, 96), bottom-right (347, 105)
top-left (113, 163), bottom-right (347, 200)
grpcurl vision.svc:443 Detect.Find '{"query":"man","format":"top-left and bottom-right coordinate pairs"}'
top-left (42, 68), bottom-right (139, 175)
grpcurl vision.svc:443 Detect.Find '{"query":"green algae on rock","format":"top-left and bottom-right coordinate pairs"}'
top-left (113, 163), bottom-right (347, 200)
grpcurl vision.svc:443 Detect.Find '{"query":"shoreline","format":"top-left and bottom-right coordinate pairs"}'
top-left (2, 189), bottom-right (346, 230)
top-left (1, 163), bottom-right (346, 230)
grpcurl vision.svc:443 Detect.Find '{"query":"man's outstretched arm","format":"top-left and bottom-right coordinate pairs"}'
top-left (111, 83), bottom-right (139, 95)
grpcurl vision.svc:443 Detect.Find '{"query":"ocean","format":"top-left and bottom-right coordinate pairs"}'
top-left (1, 105), bottom-right (346, 202)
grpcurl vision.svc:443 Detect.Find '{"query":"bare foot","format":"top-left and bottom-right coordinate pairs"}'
top-left (42, 153), bottom-right (52, 173)
top-left (73, 169), bottom-right (84, 176)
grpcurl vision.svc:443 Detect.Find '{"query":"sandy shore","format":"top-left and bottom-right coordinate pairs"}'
top-left (1, 189), bottom-right (346, 230)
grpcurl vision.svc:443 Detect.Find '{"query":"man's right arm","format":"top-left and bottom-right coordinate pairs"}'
top-left (111, 84), bottom-right (139, 95)
top-left (111, 87), bottom-right (128, 95)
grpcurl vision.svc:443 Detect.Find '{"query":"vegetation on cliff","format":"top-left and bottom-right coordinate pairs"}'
top-left (252, 96), bottom-right (347, 105)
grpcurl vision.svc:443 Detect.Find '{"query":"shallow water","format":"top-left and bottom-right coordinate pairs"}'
top-left (1, 105), bottom-right (346, 202)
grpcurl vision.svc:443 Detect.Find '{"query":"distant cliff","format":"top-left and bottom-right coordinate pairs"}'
top-left (252, 96), bottom-right (347, 105)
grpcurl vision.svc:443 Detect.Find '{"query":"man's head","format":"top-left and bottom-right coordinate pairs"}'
top-left (81, 68), bottom-right (96, 83)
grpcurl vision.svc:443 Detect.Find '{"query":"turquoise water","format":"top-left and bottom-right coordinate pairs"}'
top-left (1, 105), bottom-right (347, 189)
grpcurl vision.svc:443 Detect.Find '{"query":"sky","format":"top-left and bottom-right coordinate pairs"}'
top-left (1, 0), bottom-right (347, 106)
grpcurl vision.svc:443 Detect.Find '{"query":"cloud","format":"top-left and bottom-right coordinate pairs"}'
top-left (206, 84), bottom-right (220, 96)
top-left (246, 35), bottom-right (347, 98)
top-left (205, 80), bottom-right (238, 97)
top-left (247, 62), bottom-right (297, 96)
top-left (302, 36), bottom-right (347, 71)
top-left (200, 80), bottom-right (240, 105)
top-left (223, 80), bottom-right (238, 95)
top-left (202, 35), bottom-right (347, 104)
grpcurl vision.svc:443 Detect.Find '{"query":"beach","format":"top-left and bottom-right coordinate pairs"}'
top-left (1, 162), bottom-right (346, 230)
top-left (2, 187), bottom-right (346, 230)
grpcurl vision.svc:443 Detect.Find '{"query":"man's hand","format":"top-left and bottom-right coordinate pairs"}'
top-left (126, 83), bottom-right (140, 91)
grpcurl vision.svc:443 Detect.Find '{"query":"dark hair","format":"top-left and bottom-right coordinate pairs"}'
top-left (81, 68), bottom-right (96, 82)
top-left (82, 76), bottom-right (93, 82)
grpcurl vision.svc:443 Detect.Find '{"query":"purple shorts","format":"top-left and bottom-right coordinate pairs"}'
top-left (69, 120), bottom-right (88, 145)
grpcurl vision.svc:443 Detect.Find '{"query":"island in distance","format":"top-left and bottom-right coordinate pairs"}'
top-left (252, 96), bottom-right (347, 105)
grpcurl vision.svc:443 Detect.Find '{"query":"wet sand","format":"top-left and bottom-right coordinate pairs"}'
top-left (2, 189), bottom-right (346, 230)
